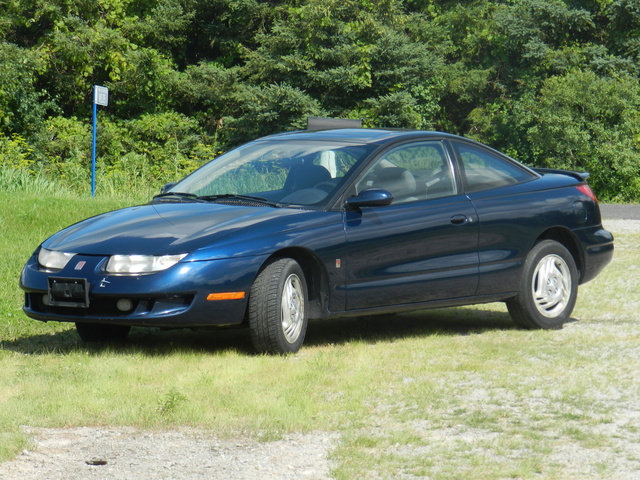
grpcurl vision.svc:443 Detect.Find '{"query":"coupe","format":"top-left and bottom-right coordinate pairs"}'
top-left (20, 124), bottom-right (614, 353)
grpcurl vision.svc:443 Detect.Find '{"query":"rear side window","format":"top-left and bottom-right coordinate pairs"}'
top-left (455, 143), bottom-right (535, 193)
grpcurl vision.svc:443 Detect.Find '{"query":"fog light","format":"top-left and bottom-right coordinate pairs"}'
top-left (42, 294), bottom-right (50, 306)
top-left (116, 298), bottom-right (134, 312)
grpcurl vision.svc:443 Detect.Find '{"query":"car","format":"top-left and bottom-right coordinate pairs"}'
top-left (20, 122), bottom-right (614, 354)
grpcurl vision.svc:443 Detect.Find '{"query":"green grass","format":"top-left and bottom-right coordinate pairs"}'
top-left (1, 192), bottom-right (639, 479)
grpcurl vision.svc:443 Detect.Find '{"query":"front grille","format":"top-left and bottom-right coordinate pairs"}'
top-left (27, 293), bottom-right (143, 317)
top-left (26, 293), bottom-right (193, 318)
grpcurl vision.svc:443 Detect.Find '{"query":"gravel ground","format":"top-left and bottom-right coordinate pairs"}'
top-left (0, 427), bottom-right (337, 480)
top-left (1, 210), bottom-right (636, 480)
top-left (600, 204), bottom-right (640, 220)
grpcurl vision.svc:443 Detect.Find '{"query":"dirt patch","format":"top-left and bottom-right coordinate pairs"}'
top-left (0, 427), bottom-right (337, 480)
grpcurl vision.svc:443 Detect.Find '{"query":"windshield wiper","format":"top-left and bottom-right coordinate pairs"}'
top-left (153, 192), bottom-right (283, 207)
top-left (152, 192), bottom-right (207, 202)
top-left (197, 194), bottom-right (282, 207)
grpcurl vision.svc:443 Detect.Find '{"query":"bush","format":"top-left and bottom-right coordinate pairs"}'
top-left (526, 70), bottom-right (640, 202)
top-left (0, 134), bottom-right (36, 169)
top-left (0, 42), bottom-right (55, 136)
top-left (21, 112), bottom-right (215, 196)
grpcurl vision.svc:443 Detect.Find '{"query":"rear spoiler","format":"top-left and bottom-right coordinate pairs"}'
top-left (532, 168), bottom-right (590, 182)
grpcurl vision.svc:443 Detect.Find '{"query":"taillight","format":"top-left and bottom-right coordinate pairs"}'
top-left (577, 184), bottom-right (598, 203)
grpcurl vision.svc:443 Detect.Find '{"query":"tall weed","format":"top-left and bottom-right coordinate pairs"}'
top-left (0, 167), bottom-right (70, 196)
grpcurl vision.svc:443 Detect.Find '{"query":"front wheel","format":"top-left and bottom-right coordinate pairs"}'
top-left (507, 240), bottom-right (578, 329)
top-left (248, 258), bottom-right (309, 354)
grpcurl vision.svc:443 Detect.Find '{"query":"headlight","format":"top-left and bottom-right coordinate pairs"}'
top-left (38, 248), bottom-right (76, 270)
top-left (106, 254), bottom-right (187, 274)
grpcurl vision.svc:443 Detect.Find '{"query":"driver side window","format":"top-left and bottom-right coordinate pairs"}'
top-left (356, 141), bottom-right (456, 204)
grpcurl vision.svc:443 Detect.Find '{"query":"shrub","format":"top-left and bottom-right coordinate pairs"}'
top-left (526, 70), bottom-right (640, 202)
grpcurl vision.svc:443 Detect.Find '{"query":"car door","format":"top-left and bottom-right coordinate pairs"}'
top-left (342, 140), bottom-right (480, 310)
top-left (451, 140), bottom-right (542, 296)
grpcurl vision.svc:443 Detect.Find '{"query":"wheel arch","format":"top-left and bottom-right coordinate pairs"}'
top-left (536, 227), bottom-right (585, 281)
top-left (261, 247), bottom-right (331, 320)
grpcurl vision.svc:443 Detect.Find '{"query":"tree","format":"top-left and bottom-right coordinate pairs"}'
top-left (526, 70), bottom-right (640, 201)
top-left (241, 0), bottom-right (448, 128)
top-left (0, 42), bottom-right (54, 136)
top-left (1, 0), bottom-right (640, 201)
top-left (606, 0), bottom-right (640, 64)
top-left (222, 83), bottom-right (323, 145)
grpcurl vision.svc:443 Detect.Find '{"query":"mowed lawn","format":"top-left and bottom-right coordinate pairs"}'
top-left (1, 193), bottom-right (638, 479)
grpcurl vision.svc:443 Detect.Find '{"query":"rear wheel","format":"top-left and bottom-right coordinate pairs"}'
top-left (248, 258), bottom-right (308, 354)
top-left (507, 240), bottom-right (578, 329)
top-left (76, 323), bottom-right (131, 343)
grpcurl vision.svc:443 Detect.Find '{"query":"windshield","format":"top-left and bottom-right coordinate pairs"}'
top-left (168, 139), bottom-right (376, 206)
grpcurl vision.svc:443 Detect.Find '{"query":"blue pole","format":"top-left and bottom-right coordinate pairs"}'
top-left (91, 98), bottom-right (97, 197)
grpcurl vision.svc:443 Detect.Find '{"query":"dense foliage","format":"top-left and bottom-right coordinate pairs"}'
top-left (1, 0), bottom-right (639, 201)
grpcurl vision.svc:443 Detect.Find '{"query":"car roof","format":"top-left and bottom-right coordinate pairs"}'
top-left (261, 128), bottom-right (463, 145)
top-left (259, 128), bottom-right (539, 180)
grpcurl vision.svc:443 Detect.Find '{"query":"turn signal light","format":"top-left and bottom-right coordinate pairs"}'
top-left (206, 292), bottom-right (246, 301)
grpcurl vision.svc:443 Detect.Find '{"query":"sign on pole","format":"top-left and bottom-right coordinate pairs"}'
top-left (91, 85), bottom-right (108, 197)
top-left (94, 85), bottom-right (109, 107)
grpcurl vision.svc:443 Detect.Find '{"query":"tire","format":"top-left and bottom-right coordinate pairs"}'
top-left (248, 258), bottom-right (309, 354)
top-left (506, 240), bottom-right (578, 329)
top-left (76, 323), bottom-right (131, 343)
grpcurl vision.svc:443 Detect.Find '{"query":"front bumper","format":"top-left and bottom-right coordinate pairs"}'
top-left (20, 253), bottom-right (267, 328)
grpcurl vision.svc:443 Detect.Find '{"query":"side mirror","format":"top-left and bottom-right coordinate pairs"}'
top-left (160, 182), bottom-right (176, 194)
top-left (345, 188), bottom-right (393, 209)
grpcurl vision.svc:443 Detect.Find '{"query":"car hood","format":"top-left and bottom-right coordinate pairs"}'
top-left (41, 202), bottom-right (317, 258)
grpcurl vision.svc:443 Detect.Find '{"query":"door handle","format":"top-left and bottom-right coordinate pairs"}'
top-left (450, 214), bottom-right (469, 225)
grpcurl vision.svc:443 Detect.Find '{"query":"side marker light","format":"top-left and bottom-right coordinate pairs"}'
top-left (206, 292), bottom-right (246, 301)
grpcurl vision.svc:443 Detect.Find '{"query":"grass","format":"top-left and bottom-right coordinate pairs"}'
top-left (1, 191), bottom-right (639, 479)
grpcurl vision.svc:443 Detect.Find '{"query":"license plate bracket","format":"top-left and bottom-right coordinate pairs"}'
top-left (48, 277), bottom-right (90, 308)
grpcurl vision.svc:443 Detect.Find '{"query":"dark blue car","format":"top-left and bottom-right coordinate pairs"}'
top-left (20, 127), bottom-right (614, 354)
